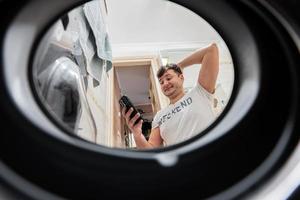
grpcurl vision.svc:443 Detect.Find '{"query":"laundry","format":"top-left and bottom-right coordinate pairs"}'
top-left (83, 0), bottom-right (112, 72)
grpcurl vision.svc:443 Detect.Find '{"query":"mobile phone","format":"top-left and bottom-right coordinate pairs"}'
top-left (119, 95), bottom-right (143, 125)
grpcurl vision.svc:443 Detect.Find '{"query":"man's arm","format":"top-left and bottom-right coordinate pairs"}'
top-left (122, 107), bottom-right (163, 149)
top-left (133, 127), bottom-right (163, 149)
top-left (177, 43), bottom-right (219, 93)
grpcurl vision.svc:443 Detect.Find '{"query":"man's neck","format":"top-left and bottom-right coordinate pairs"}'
top-left (169, 91), bottom-right (185, 104)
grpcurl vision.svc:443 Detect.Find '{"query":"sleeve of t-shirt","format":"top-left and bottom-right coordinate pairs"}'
top-left (151, 111), bottom-right (161, 129)
top-left (195, 82), bottom-right (215, 102)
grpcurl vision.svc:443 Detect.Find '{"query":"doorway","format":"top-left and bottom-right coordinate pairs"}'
top-left (109, 56), bottom-right (168, 148)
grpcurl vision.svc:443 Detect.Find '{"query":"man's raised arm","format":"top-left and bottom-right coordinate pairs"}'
top-left (177, 43), bottom-right (219, 93)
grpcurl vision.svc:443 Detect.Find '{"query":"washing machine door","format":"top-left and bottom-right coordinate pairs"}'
top-left (0, 0), bottom-right (300, 200)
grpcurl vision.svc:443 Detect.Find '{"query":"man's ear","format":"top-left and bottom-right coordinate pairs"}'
top-left (179, 74), bottom-right (184, 81)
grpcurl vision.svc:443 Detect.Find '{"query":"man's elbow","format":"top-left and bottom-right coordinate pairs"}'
top-left (210, 43), bottom-right (218, 52)
top-left (209, 43), bottom-right (219, 64)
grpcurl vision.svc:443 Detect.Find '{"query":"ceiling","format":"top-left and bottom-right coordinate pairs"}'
top-left (106, 0), bottom-right (220, 45)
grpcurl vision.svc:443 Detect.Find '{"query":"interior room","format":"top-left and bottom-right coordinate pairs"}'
top-left (32, 0), bottom-right (234, 149)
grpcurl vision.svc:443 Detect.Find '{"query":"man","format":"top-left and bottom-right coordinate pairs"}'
top-left (122, 43), bottom-right (219, 148)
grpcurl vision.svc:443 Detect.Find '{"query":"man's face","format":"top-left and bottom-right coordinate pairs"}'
top-left (158, 69), bottom-right (184, 97)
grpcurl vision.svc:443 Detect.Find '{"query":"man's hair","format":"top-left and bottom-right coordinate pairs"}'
top-left (156, 63), bottom-right (183, 78)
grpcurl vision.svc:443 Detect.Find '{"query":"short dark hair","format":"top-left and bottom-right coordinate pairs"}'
top-left (156, 63), bottom-right (182, 78)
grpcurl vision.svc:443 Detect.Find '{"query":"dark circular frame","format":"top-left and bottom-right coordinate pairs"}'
top-left (0, 0), bottom-right (299, 199)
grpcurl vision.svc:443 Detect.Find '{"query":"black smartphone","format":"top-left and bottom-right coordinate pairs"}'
top-left (119, 95), bottom-right (143, 125)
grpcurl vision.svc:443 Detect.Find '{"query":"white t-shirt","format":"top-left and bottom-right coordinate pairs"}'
top-left (152, 83), bottom-right (216, 146)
